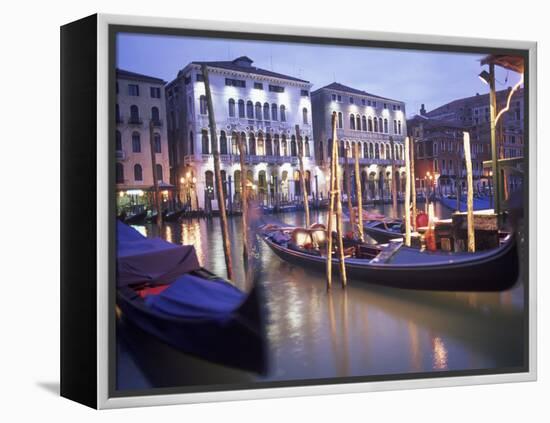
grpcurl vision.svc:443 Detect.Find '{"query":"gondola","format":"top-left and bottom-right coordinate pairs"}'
top-left (145, 209), bottom-right (168, 223)
top-left (116, 222), bottom-right (266, 373)
top-left (363, 218), bottom-right (405, 243)
top-left (123, 210), bottom-right (148, 225)
top-left (258, 222), bottom-right (518, 291)
top-left (163, 208), bottom-right (187, 222)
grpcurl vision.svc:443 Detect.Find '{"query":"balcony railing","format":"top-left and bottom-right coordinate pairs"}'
top-left (115, 150), bottom-right (126, 161)
top-left (127, 116), bottom-right (143, 125)
top-left (151, 119), bottom-right (163, 127)
top-left (339, 157), bottom-right (404, 166)
top-left (116, 116), bottom-right (123, 124)
top-left (189, 153), bottom-right (301, 166)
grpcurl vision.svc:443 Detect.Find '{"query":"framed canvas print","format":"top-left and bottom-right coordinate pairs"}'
top-left (60, 13), bottom-right (537, 409)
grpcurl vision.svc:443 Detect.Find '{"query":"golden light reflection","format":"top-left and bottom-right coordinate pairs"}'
top-left (432, 336), bottom-right (448, 370)
top-left (408, 321), bottom-right (422, 371)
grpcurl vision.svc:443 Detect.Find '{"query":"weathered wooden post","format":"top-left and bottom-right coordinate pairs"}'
top-left (295, 125), bottom-right (310, 228)
top-left (390, 137), bottom-right (398, 217)
top-left (238, 133), bottom-right (249, 260)
top-left (326, 126), bottom-right (335, 291)
top-left (149, 120), bottom-right (163, 226)
top-left (202, 64), bottom-right (233, 279)
top-left (410, 136), bottom-right (417, 230)
top-left (343, 143), bottom-right (354, 227)
top-left (463, 131), bottom-right (475, 252)
top-left (404, 137), bottom-right (412, 247)
top-left (353, 142), bottom-right (364, 242)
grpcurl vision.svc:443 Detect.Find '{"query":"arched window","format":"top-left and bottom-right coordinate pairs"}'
top-left (373, 117), bottom-right (379, 132)
top-left (201, 130), bottom-right (209, 154)
top-left (319, 141), bottom-right (324, 162)
top-left (266, 134), bottom-right (273, 156)
top-left (155, 164), bottom-right (163, 182)
top-left (369, 143), bottom-right (374, 158)
top-left (255, 102), bottom-right (262, 120)
top-left (281, 135), bottom-right (288, 156)
top-left (302, 107), bottom-right (308, 125)
top-left (228, 99), bottom-right (236, 117)
top-left (386, 144), bottom-right (390, 159)
top-left (263, 103), bottom-right (270, 120)
top-left (199, 95), bottom-right (207, 115)
top-left (356, 115), bottom-right (361, 131)
top-left (231, 132), bottom-right (239, 155)
top-left (151, 106), bottom-right (160, 123)
top-left (384, 118), bottom-right (389, 133)
top-left (291, 136), bottom-right (297, 156)
top-left (189, 131), bottom-right (194, 155)
top-left (205, 171), bottom-right (214, 198)
top-left (115, 130), bottom-right (122, 151)
top-left (280, 105), bottom-right (286, 122)
top-left (116, 163), bottom-right (124, 184)
top-left (350, 114), bottom-right (355, 130)
top-left (115, 104), bottom-right (121, 122)
top-left (134, 164), bottom-right (142, 181)
top-left (234, 170), bottom-right (241, 194)
top-left (393, 120), bottom-right (398, 133)
top-left (362, 115), bottom-right (367, 131)
top-left (248, 133), bottom-right (256, 155)
top-left (274, 135), bottom-right (280, 156)
top-left (375, 143), bottom-right (380, 159)
top-left (271, 103), bottom-right (278, 121)
top-left (340, 141), bottom-right (345, 158)
top-left (398, 120), bottom-right (402, 134)
top-left (153, 133), bottom-right (161, 153)
top-left (338, 112), bottom-right (343, 128)
top-left (130, 105), bottom-right (140, 123)
top-left (220, 131), bottom-right (228, 154)
top-left (131, 132), bottom-right (141, 153)
top-left (257, 133), bottom-right (265, 155)
top-left (220, 170), bottom-right (227, 197)
top-left (246, 101), bottom-right (254, 119)
top-left (364, 142), bottom-right (368, 158)
top-left (304, 137), bottom-right (310, 157)
top-left (368, 116), bottom-right (373, 131)
top-left (238, 100), bottom-right (245, 118)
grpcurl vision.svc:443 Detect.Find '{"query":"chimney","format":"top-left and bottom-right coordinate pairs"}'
top-left (420, 104), bottom-right (426, 116)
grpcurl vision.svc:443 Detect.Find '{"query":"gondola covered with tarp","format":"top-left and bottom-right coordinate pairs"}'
top-left (116, 222), bottom-right (266, 373)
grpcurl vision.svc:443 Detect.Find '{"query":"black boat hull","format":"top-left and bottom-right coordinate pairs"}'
top-left (260, 233), bottom-right (519, 291)
top-left (116, 274), bottom-right (267, 374)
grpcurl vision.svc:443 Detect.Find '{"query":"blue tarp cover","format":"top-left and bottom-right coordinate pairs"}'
top-left (145, 274), bottom-right (245, 320)
top-left (116, 221), bottom-right (201, 287)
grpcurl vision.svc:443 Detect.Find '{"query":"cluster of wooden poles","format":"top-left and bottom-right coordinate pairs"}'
top-left (154, 66), bottom-right (477, 286)
top-left (324, 111), bottom-right (477, 291)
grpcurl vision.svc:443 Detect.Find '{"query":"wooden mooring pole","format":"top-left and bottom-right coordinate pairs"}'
top-left (404, 137), bottom-right (411, 247)
top-left (202, 64), bottom-right (233, 279)
top-left (353, 142), bottom-right (364, 242)
top-left (390, 137), bottom-right (398, 216)
top-left (149, 120), bottom-right (163, 227)
top-left (463, 131), bottom-right (475, 253)
top-left (410, 136), bottom-right (417, 230)
top-left (344, 144), bottom-right (354, 227)
top-left (296, 125), bottom-right (310, 228)
top-left (238, 133), bottom-right (249, 260)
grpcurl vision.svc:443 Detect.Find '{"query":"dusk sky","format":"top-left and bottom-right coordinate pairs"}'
top-left (117, 32), bottom-right (522, 117)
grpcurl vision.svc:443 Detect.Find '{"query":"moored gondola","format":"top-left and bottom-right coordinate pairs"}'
top-left (123, 210), bottom-right (148, 225)
top-left (116, 222), bottom-right (266, 373)
top-left (259, 222), bottom-right (518, 291)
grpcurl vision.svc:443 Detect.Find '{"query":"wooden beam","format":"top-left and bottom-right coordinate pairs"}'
top-left (410, 136), bottom-right (417, 230)
top-left (353, 142), bottom-right (364, 242)
top-left (149, 120), bottom-right (162, 226)
top-left (295, 125), bottom-right (310, 228)
top-left (238, 133), bottom-right (249, 260)
top-left (202, 64), bottom-right (233, 279)
top-left (463, 131), bottom-right (476, 252)
top-left (404, 137), bottom-right (411, 247)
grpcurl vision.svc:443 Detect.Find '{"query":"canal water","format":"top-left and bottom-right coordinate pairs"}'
top-left (117, 203), bottom-right (526, 391)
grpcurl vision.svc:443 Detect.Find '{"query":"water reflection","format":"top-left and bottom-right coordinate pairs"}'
top-left (121, 205), bottom-right (525, 389)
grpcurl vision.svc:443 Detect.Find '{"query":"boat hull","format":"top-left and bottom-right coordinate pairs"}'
top-left (260, 233), bottom-right (519, 291)
top-left (116, 276), bottom-right (267, 374)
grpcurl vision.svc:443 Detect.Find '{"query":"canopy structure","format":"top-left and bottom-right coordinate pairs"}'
top-left (116, 221), bottom-right (201, 287)
top-left (481, 54), bottom-right (525, 73)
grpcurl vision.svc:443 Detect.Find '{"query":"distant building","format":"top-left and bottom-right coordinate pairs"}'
top-left (311, 82), bottom-right (407, 201)
top-left (115, 69), bottom-right (171, 213)
top-left (409, 87), bottom-right (524, 195)
top-left (165, 56), bottom-right (322, 210)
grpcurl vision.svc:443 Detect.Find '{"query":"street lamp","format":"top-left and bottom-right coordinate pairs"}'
top-left (478, 70), bottom-right (491, 85)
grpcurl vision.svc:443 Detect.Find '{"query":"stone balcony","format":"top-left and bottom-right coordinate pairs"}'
top-left (185, 154), bottom-right (300, 166)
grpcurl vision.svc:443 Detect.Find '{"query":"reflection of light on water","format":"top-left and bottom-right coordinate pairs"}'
top-left (180, 220), bottom-right (203, 265)
top-left (165, 225), bottom-right (173, 243)
top-left (408, 321), bottom-right (421, 371)
top-left (432, 336), bottom-right (448, 370)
